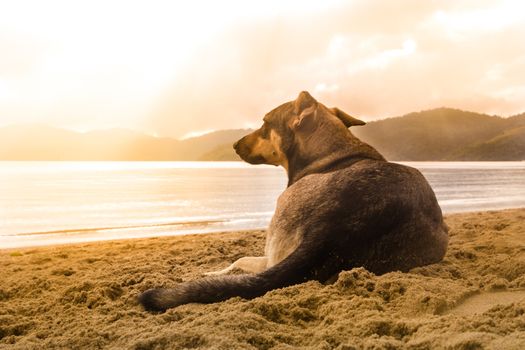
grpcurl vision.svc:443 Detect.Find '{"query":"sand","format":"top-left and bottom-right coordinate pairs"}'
top-left (1, 209), bottom-right (525, 349)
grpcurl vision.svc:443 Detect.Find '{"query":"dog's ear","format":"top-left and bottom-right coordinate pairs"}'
top-left (330, 107), bottom-right (366, 127)
top-left (294, 91), bottom-right (317, 115)
top-left (291, 105), bottom-right (316, 130)
top-left (291, 91), bottom-right (318, 131)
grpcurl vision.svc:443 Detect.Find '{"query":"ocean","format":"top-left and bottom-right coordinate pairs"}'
top-left (1, 161), bottom-right (524, 249)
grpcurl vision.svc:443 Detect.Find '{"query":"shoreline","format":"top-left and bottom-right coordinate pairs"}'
top-left (0, 225), bottom-right (268, 251)
top-left (12, 219), bottom-right (227, 236)
top-left (2, 208), bottom-right (525, 349)
top-left (2, 206), bottom-right (524, 251)
top-left (0, 227), bottom-right (266, 253)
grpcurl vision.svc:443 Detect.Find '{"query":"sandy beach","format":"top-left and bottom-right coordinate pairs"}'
top-left (1, 208), bottom-right (525, 349)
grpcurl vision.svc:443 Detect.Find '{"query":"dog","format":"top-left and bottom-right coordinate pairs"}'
top-left (139, 91), bottom-right (448, 312)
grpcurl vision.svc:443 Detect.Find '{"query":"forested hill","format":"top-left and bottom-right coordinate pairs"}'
top-left (352, 108), bottom-right (525, 161)
top-left (1, 108), bottom-right (524, 161)
top-left (202, 108), bottom-right (525, 161)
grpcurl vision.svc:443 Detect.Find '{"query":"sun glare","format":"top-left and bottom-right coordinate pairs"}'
top-left (0, 0), bottom-right (524, 137)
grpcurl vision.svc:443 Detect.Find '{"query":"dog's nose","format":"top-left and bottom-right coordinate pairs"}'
top-left (233, 140), bottom-right (239, 149)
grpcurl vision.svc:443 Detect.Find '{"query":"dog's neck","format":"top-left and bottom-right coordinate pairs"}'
top-left (285, 123), bottom-right (385, 186)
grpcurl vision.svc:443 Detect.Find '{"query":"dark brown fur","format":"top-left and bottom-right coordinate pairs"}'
top-left (139, 91), bottom-right (448, 312)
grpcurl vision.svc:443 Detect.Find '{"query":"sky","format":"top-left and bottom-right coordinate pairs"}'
top-left (1, 0), bottom-right (524, 139)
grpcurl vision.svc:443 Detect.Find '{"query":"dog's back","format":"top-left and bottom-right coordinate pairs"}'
top-left (267, 158), bottom-right (448, 279)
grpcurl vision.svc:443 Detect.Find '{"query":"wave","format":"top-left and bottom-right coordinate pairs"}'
top-left (14, 219), bottom-right (226, 236)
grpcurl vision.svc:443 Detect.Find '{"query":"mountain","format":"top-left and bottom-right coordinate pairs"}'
top-left (0, 108), bottom-right (523, 161)
top-left (352, 108), bottom-right (512, 160)
top-left (507, 113), bottom-right (525, 128)
top-left (199, 142), bottom-right (242, 161)
top-left (200, 108), bottom-right (525, 161)
top-left (0, 124), bottom-right (249, 161)
top-left (352, 108), bottom-right (525, 160)
top-left (0, 124), bottom-right (178, 160)
top-left (449, 126), bottom-right (525, 160)
top-left (177, 129), bottom-right (249, 160)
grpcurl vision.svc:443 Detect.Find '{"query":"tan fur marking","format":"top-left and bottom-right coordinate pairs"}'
top-left (250, 130), bottom-right (288, 169)
top-left (204, 256), bottom-right (268, 275)
top-left (265, 227), bottom-right (302, 267)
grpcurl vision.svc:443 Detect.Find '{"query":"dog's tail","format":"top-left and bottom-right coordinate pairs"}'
top-left (138, 235), bottom-right (332, 311)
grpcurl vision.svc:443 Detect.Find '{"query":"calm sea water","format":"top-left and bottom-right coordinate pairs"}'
top-left (1, 161), bottom-right (524, 249)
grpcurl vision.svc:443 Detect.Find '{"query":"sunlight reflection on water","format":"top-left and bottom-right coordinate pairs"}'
top-left (1, 161), bottom-right (524, 248)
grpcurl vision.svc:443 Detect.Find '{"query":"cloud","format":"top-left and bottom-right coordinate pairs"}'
top-left (148, 0), bottom-right (525, 137)
top-left (1, 0), bottom-right (525, 137)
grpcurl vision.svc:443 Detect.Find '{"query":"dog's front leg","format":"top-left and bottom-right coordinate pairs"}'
top-left (204, 256), bottom-right (268, 276)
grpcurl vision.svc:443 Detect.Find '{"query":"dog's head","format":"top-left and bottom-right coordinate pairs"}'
top-left (233, 91), bottom-right (366, 169)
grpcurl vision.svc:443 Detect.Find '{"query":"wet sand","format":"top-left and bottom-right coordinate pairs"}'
top-left (1, 208), bottom-right (525, 349)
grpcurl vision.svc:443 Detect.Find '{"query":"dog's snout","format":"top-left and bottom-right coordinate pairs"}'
top-left (233, 140), bottom-right (240, 149)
